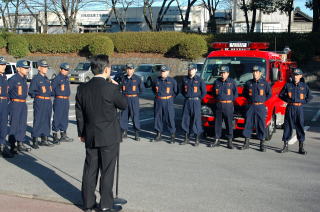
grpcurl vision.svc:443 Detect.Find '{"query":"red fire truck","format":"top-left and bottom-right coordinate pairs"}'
top-left (200, 41), bottom-right (297, 140)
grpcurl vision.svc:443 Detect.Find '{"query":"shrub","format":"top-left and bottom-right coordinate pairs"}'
top-left (7, 35), bottom-right (29, 58)
top-left (177, 35), bottom-right (208, 59)
top-left (88, 36), bottom-right (114, 56)
top-left (0, 36), bottom-right (7, 49)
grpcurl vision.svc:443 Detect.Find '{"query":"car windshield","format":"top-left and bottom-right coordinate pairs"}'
top-left (75, 63), bottom-right (91, 71)
top-left (136, 65), bottom-right (152, 73)
top-left (201, 57), bottom-right (267, 85)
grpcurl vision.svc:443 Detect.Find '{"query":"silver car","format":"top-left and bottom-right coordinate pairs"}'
top-left (26, 60), bottom-right (57, 81)
top-left (134, 64), bottom-right (165, 88)
top-left (69, 62), bottom-right (93, 83)
top-left (4, 62), bottom-right (17, 79)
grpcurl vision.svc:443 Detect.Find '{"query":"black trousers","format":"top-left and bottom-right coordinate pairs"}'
top-left (82, 142), bottom-right (119, 209)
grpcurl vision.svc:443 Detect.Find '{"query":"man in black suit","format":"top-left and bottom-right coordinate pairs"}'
top-left (76, 55), bottom-right (127, 212)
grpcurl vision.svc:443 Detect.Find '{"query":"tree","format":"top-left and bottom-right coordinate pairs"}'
top-left (176, 0), bottom-right (198, 32)
top-left (21, 0), bottom-right (49, 33)
top-left (202, 0), bottom-right (227, 33)
top-left (276, 0), bottom-right (294, 33)
top-left (306, 0), bottom-right (320, 32)
top-left (0, 0), bottom-right (11, 29)
top-left (143, 0), bottom-right (154, 31)
top-left (155, 0), bottom-right (175, 31)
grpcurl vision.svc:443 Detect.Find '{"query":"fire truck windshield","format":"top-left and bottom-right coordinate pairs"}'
top-left (201, 57), bottom-right (267, 85)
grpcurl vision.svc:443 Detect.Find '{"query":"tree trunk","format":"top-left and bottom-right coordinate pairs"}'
top-left (13, 0), bottom-right (20, 33)
top-left (143, 4), bottom-right (154, 31)
top-left (313, 0), bottom-right (320, 32)
top-left (250, 8), bottom-right (257, 33)
top-left (241, 0), bottom-right (250, 33)
top-left (288, 9), bottom-right (292, 33)
top-left (43, 0), bottom-right (48, 33)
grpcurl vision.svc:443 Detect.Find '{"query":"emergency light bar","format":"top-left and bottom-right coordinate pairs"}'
top-left (212, 42), bottom-right (270, 50)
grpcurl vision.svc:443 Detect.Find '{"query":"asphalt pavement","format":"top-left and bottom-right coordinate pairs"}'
top-left (0, 84), bottom-right (320, 212)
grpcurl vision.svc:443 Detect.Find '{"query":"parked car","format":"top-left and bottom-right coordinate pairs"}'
top-left (26, 60), bottom-right (57, 81)
top-left (111, 64), bottom-right (126, 80)
top-left (194, 62), bottom-right (204, 77)
top-left (69, 62), bottom-right (93, 83)
top-left (134, 64), bottom-right (165, 88)
top-left (4, 62), bottom-right (17, 79)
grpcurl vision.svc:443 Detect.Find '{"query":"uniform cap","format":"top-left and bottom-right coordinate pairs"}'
top-left (0, 56), bottom-right (7, 65)
top-left (16, 60), bottom-right (30, 68)
top-left (160, 65), bottom-right (170, 72)
top-left (38, 59), bottom-right (49, 67)
top-left (252, 65), bottom-right (262, 72)
top-left (60, 62), bottom-right (70, 71)
top-left (126, 63), bottom-right (134, 69)
top-left (187, 64), bottom-right (197, 71)
top-left (293, 68), bottom-right (303, 75)
top-left (219, 65), bottom-right (229, 73)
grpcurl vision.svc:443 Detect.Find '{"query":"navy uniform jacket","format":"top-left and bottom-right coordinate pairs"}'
top-left (0, 74), bottom-right (8, 98)
top-left (51, 73), bottom-right (71, 97)
top-left (152, 76), bottom-right (178, 97)
top-left (181, 75), bottom-right (206, 99)
top-left (28, 73), bottom-right (53, 98)
top-left (279, 80), bottom-right (312, 104)
top-left (8, 74), bottom-right (28, 100)
top-left (213, 77), bottom-right (238, 101)
top-left (120, 74), bottom-right (144, 95)
top-left (243, 78), bottom-right (271, 103)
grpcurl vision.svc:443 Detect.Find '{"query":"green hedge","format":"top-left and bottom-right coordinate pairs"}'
top-left (177, 35), bottom-right (208, 59)
top-left (88, 36), bottom-right (114, 56)
top-left (7, 35), bottom-right (29, 58)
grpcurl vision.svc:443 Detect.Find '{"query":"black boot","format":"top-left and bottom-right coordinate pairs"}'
top-left (32, 137), bottom-right (39, 149)
top-left (17, 142), bottom-right (30, 152)
top-left (194, 134), bottom-right (200, 146)
top-left (241, 138), bottom-right (250, 150)
top-left (227, 139), bottom-right (234, 149)
top-left (260, 140), bottom-right (266, 152)
top-left (299, 141), bottom-right (307, 155)
top-left (52, 132), bottom-right (60, 145)
top-left (60, 131), bottom-right (73, 142)
top-left (40, 136), bottom-right (53, 147)
top-left (122, 130), bottom-right (128, 139)
top-left (135, 131), bottom-right (140, 141)
top-left (0, 144), bottom-right (14, 158)
top-left (170, 134), bottom-right (175, 144)
top-left (180, 133), bottom-right (189, 145)
top-left (210, 139), bottom-right (220, 148)
top-left (9, 135), bottom-right (17, 154)
top-left (153, 132), bottom-right (161, 142)
top-left (280, 141), bottom-right (288, 153)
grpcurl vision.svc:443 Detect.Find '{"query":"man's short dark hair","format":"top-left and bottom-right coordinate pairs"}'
top-left (90, 54), bottom-right (111, 75)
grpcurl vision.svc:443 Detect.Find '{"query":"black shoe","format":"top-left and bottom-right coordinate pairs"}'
top-left (227, 139), bottom-right (234, 149)
top-left (100, 205), bottom-right (122, 212)
top-left (40, 136), bottom-right (53, 147)
top-left (299, 141), bottom-right (307, 155)
top-left (32, 137), bottom-right (39, 149)
top-left (17, 142), bottom-right (31, 152)
top-left (9, 135), bottom-right (18, 154)
top-left (60, 131), bottom-right (73, 142)
top-left (180, 133), bottom-right (189, 145)
top-left (169, 134), bottom-right (175, 144)
top-left (135, 131), bottom-right (140, 141)
top-left (210, 139), bottom-right (220, 148)
top-left (153, 132), bottom-right (161, 142)
top-left (260, 140), bottom-right (266, 152)
top-left (280, 141), bottom-right (288, 153)
top-left (52, 132), bottom-right (60, 145)
top-left (241, 138), bottom-right (250, 150)
top-left (194, 134), bottom-right (200, 146)
top-left (122, 130), bottom-right (128, 139)
top-left (0, 144), bottom-right (14, 158)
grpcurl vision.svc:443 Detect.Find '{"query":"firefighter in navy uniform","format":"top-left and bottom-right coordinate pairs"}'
top-left (242, 65), bottom-right (271, 152)
top-left (210, 65), bottom-right (238, 149)
top-left (279, 68), bottom-right (312, 154)
top-left (0, 57), bottom-right (13, 158)
top-left (8, 60), bottom-right (31, 153)
top-left (180, 64), bottom-right (206, 146)
top-left (119, 63), bottom-right (144, 141)
top-left (29, 59), bottom-right (54, 148)
top-left (51, 63), bottom-right (73, 144)
top-left (152, 65), bottom-right (178, 143)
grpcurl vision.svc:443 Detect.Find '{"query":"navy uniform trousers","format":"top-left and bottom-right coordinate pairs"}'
top-left (52, 98), bottom-right (69, 132)
top-left (243, 104), bottom-right (267, 140)
top-left (0, 99), bottom-right (8, 144)
top-left (120, 96), bottom-right (140, 131)
top-left (181, 99), bottom-right (202, 135)
top-left (9, 101), bottom-right (28, 142)
top-left (32, 99), bottom-right (52, 137)
top-left (154, 98), bottom-right (176, 134)
top-left (215, 102), bottom-right (234, 139)
top-left (282, 105), bottom-right (305, 142)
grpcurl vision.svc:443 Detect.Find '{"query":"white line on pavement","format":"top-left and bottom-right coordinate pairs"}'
top-left (288, 126), bottom-right (310, 145)
top-left (311, 109), bottom-right (320, 122)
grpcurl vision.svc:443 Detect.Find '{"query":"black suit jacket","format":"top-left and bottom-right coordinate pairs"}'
top-left (76, 77), bottom-right (127, 148)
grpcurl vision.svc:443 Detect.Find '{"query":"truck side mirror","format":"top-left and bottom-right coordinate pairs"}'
top-left (272, 68), bottom-right (279, 81)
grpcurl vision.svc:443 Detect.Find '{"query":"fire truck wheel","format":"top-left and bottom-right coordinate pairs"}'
top-left (266, 113), bottom-right (276, 141)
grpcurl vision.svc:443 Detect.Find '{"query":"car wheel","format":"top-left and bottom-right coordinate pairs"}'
top-left (266, 112), bottom-right (276, 141)
top-left (145, 78), bottom-right (152, 88)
